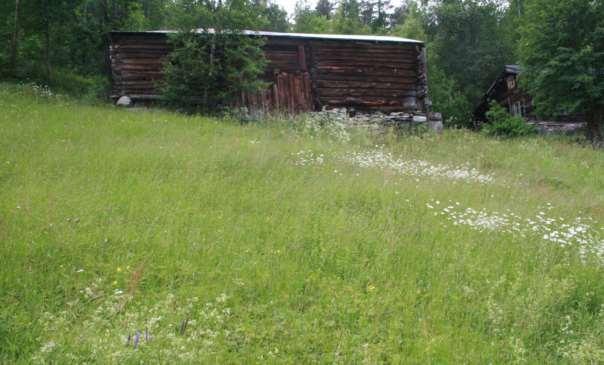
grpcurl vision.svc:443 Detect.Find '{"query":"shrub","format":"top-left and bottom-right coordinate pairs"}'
top-left (45, 69), bottom-right (109, 101)
top-left (428, 65), bottom-right (474, 129)
top-left (483, 101), bottom-right (537, 138)
top-left (4, 63), bottom-right (108, 101)
top-left (162, 30), bottom-right (267, 114)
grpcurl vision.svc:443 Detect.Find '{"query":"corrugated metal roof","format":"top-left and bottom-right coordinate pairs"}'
top-left (145, 29), bottom-right (423, 44)
top-left (504, 64), bottom-right (521, 74)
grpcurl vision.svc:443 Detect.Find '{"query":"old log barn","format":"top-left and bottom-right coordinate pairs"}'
top-left (109, 30), bottom-right (428, 114)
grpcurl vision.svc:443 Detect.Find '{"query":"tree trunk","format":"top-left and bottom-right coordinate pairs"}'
top-left (100, 0), bottom-right (113, 98)
top-left (9, 0), bottom-right (19, 75)
top-left (43, 0), bottom-right (51, 80)
top-left (586, 106), bottom-right (604, 147)
top-left (204, 34), bottom-right (216, 108)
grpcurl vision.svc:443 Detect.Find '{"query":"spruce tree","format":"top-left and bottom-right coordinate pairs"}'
top-left (519, 0), bottom-right (604, 144)
top-left (161, 0), bottom-right (267, 113)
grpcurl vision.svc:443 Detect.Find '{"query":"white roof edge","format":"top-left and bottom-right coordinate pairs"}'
top-left (145, 29), bottom-right (423, 44)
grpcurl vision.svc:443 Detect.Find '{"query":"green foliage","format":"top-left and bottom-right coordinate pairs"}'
top-left (315, 0), bottom-right (334, 18)
top-left (359, 0), bottom-right (392, 32)
top-left (259, 2), bottom-right (290, 32)
top-left (332, 0), bottom-right (370, 34)
top-left (519, 0), bottom-right (604, 142)
top-left (0, 0), bottom-right (286, 104)
top-left (42, 69), bottom-right (108, 101)
top-left (293, 2), bottom-right (332, 33)
top-left (161, 0), bottom-right (267, 113)
top-left (2, 0), bottom-right (600, 137)
top-left (483, 101), bottom-right (536, 138)
top-left (429, 64), bottom-right (473, 128)
top-left (426, 0), bottom-right (514, 107)
top-left (390, 2), bottom-right (425, 41)
top-left (1, 86), bottom-right (604, 363)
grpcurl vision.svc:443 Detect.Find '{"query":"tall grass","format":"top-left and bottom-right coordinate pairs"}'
top-left (1, 84), bottom-right (603, 363)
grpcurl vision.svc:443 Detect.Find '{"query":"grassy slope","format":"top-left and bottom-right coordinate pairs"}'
top-left (1, 85), bottom-right (603, 363)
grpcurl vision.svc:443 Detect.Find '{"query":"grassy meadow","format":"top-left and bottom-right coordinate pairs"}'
top-left (1, 84), bottom-right (604, 363)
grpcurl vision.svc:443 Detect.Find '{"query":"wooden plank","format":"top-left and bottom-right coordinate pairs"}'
top-left (315, 63), bottom-right (417, 71)
top-left (314, 59), bottom-right (417, 67)
top-left (312, 47), bottom-right (417, 56)
top-left (314, 54), bottom-right (418, 62)
top-left (313, 49), bottom-right (417, 57)
top-left (263, 38), bottom-right (308, 48)
top-left (303, 72), bottom-right (312, 110)
top-left (118, 58), bottom-right (168, 65)
top-left (316, 80), bottom-right (416, 89)
top-left (115, 44), bottom-right (170, 50)
top-left (314, 74), bottom-right (418, 83)
top-left (317, 88), bottom-right (417, 97)
top-left (288, 73), bottom-right (295, 113)
top-left (309, 40), bottom-right (418, 51)
top-left (314, 68), bottom-right (417, 77)
top-left (272, 76), bottom-right (279, 110)
top-left (297, 45), bottom-right (307, 71)
top-left (265, 50), bottom-right (298, 57)
top-left (319, 97), bottom-right (403, 107)
top-left (319, 95), bottom-right (418, 108)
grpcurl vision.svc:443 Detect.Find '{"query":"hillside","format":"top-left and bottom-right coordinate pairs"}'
top-left (1, 85), bottom-right (603, 363)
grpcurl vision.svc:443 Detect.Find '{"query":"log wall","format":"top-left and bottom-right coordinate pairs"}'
top-left (308, 40), bottom-right (424, 112)
top-left (109, 32), bottom-right (427, 113)
top-left (110, 33), bottom-right (170, 99)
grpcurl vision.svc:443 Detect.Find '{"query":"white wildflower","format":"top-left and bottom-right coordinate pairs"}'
top-left (40, 341), bottom-right (56, 353)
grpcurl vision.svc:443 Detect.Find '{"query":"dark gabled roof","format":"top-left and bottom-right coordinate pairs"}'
top-left (504, 64), bottom-right (521, 75)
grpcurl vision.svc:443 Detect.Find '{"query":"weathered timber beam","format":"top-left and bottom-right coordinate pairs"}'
top-left (314, 75), bottom-right (418, 83)
top-left (314, 68), bottom-right (417, 77)
top-left (317, 88), bottom-right (417, 97)
top-left (316, 80), bottom-right (416, 88)
top-left (316, 63), bottom-right (417, 70)
top-left (314, 57), bottom-right (417, 65)
top-left (318, 97), bottom-right (405, 107)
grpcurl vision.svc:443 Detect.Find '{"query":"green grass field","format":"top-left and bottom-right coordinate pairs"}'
top-left (1, 84), bottom-right (603, 363)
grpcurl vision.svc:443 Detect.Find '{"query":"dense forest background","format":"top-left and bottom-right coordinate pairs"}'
top-left (0, 0), bottom-right (602, 136)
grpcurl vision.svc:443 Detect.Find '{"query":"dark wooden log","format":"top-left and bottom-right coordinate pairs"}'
top-left (316, 80), bottom-right (416, 89)
top-left (312, 47), bottom-right (417, 55)
top-left (298, 45), bottom-right (307, 71)
top-left (315, 74), bottom-right (418, 83)
top-left (265, 50), bottom-right (298, 57)
top-left (318, 97), bottom-right (404, 107)
top-left (315, 60), bottom-right (418, 68)
top-left (114, 44), bottom-right (170, 51)
top-left (313, 68), bottom-right (417, 78)
top-left (318, 95), bottom-right (417, 107)
top-left (118, 58), bottom-right (167, 65)
top-left (309, 40), bottom-right (418, 51)
top-left (316, 63), bottom-right (417, 71)
top-left (317, 88), bottom-right (417, 97)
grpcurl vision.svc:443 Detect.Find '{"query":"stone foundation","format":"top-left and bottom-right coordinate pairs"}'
top-left (527, 121), bottom-right (586, 135)
top-left (312, 107), bottom-right (443, 133)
